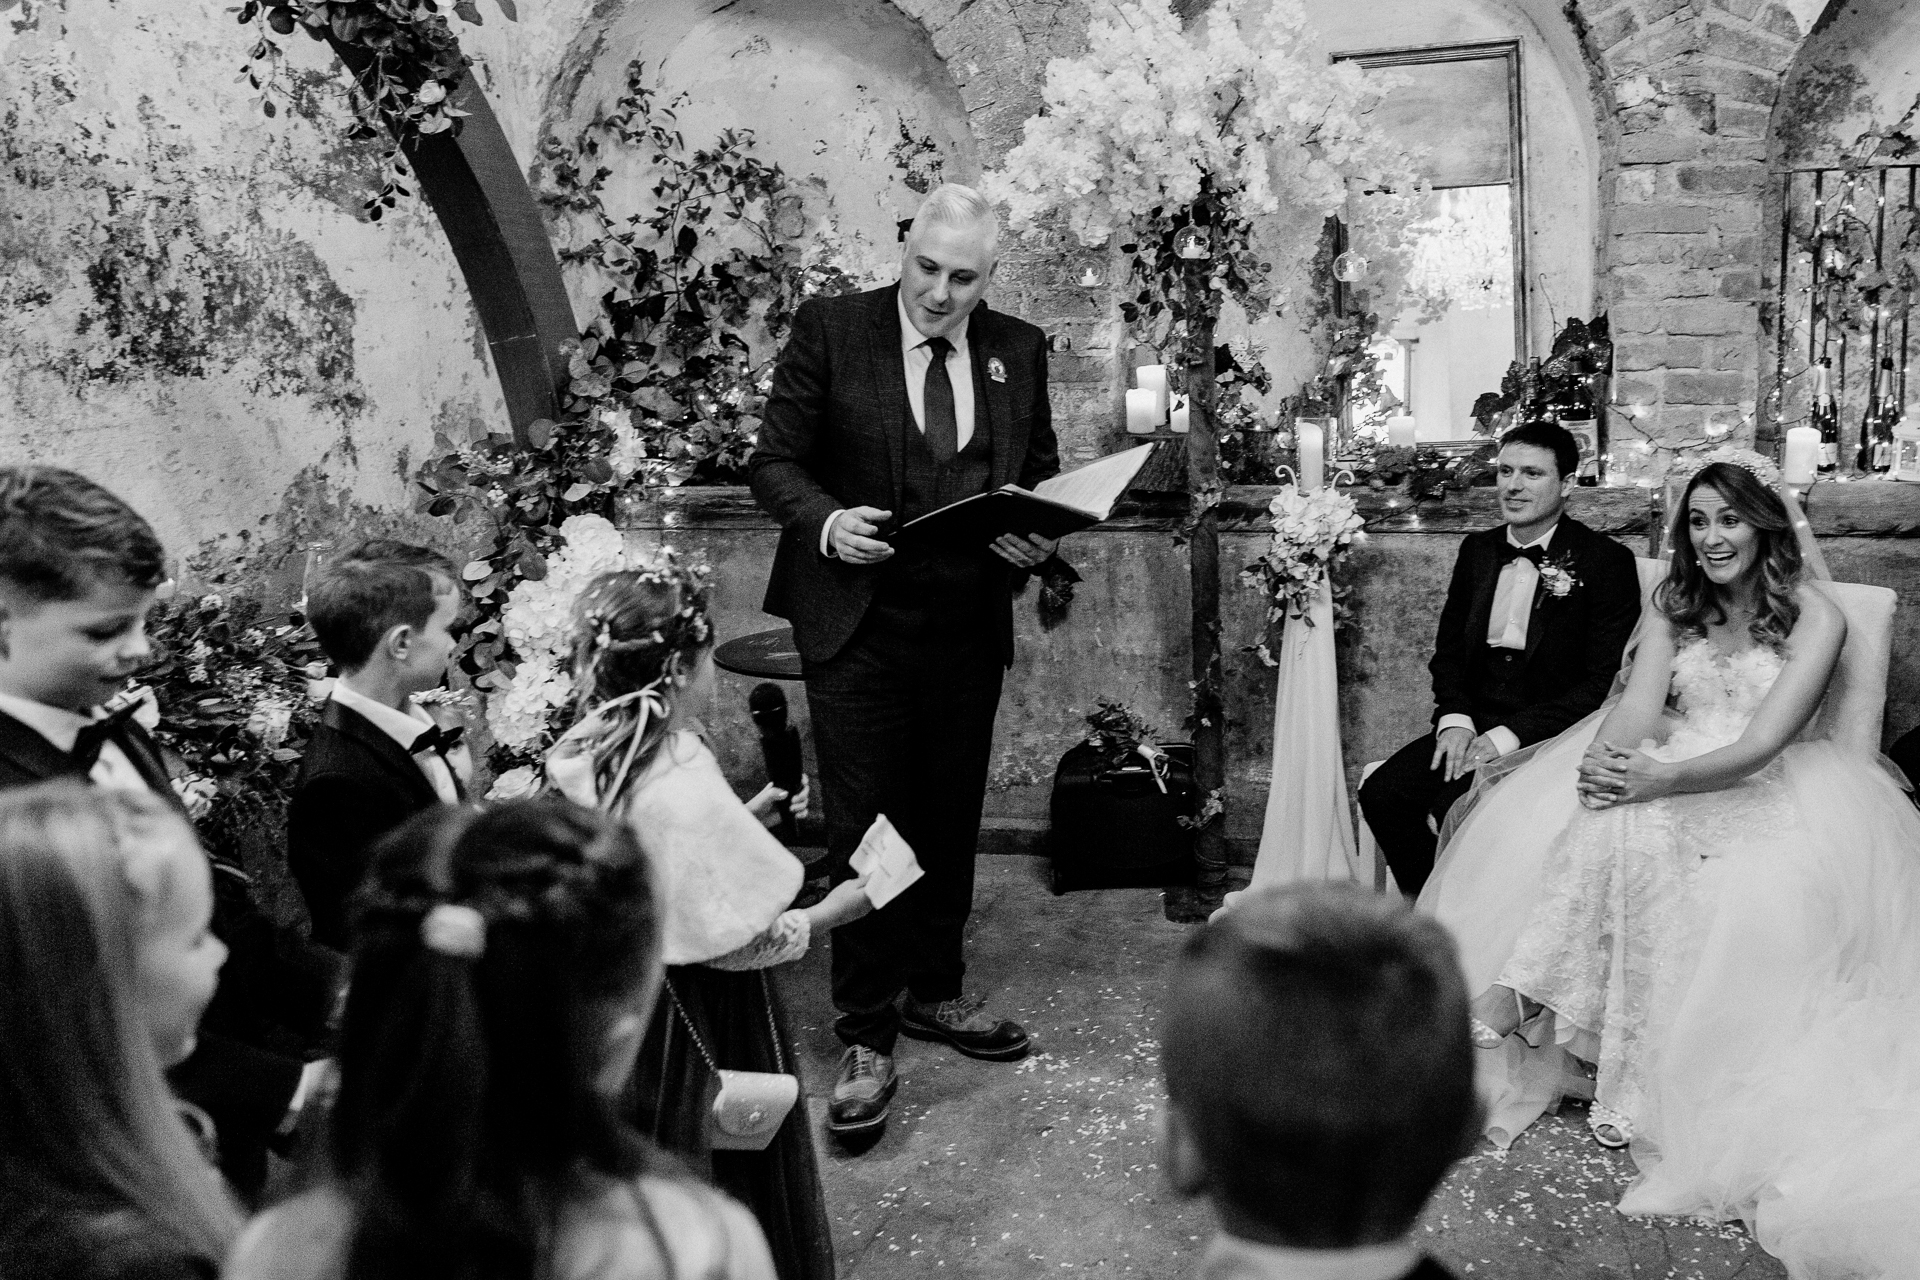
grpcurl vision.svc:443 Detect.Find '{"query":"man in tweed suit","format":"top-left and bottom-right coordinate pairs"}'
top-left (750, 185), bottom-right (1059, 1140)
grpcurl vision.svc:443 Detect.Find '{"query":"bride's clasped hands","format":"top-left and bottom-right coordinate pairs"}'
top-left (1574, 740), bottom-right (1672, 808)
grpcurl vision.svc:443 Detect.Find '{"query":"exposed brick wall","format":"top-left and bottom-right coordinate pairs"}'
top-left (1569, 0), bottom-right (1806, 478)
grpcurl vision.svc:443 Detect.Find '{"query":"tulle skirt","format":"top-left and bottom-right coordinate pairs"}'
top-left (1421, 716), bottom-right (1920, 1277)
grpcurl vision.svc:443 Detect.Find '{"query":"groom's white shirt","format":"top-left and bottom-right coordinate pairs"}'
top-left (1436, 522), bottom-right (1558, 758)
top-left (1197, 1233), bottom-right (1421, 1280)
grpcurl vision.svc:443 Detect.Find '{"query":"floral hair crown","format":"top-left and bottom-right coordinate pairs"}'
top-left (582, 548), bottom-right (715, 664)
top-left (1668, 446), bottom-right (1782, 490)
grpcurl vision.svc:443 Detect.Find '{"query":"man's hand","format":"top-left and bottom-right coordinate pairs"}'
top-left (1430, 725), bottom-right (1477, 782)
top-left (1462, 733), bottom-right (1504, 774)
top-left (830, 507), bottom-right (895, 564)
top-left (991, 531), bottom-right (1059, 569)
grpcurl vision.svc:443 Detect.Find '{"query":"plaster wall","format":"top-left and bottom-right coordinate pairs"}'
top-left (0, 0), bottom-right (504, 563)
top-left (1773, 0), bottom-right (1920, 167)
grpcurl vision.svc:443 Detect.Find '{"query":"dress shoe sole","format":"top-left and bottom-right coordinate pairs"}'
top-left (899, 1020), bottom-right (1031, 1061)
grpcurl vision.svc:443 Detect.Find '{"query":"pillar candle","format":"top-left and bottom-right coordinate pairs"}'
top-left (1125, 388), bottom-right (1159, 434)
top-left (1299, 422), bottom-right (1325, 490)
top-left (1136, 364), bottom-right (1169, 421)
top-left (1169, 395), bottom-right (1190, 434)
top-left (1783, 426), bottom-right (1820, 486)
top-left (1387, 415), bottom-right (1416, 449)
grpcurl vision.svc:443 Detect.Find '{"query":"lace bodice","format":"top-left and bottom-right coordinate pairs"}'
top-left (1664, 638), bottom-right (1785, 754)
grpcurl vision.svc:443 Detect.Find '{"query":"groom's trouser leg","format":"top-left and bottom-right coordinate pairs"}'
top-left (806, 621), bottom-right (1003, 1055)
top-left (1358, 733), bottom-right (1473, 898)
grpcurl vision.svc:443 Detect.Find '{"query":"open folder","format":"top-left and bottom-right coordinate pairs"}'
top-left (888, 442), bottom-right (1157, 548)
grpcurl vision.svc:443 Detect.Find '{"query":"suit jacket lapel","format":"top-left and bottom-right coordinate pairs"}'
top-left (323, 702), bottom-right (440, 809)
top-left (971, 308), bottom-right (1015, 488)
top-left (866, 286), bottom-right (909, 508)
top-left (1465, 532), bottom-right (1503, 651)
top-left (1523, 518), bottom-right (1585, 663)
top-left (0, 710), bottom-right (84, 784)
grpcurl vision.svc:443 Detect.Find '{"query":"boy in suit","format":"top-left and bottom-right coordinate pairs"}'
top-left (0, 466), bottom-right (339, 1202)
top-left (288, 539), bottom-right (466, 949)
top-left (1163, 883), bottom-right (1481, 1280)
top-left (1358, 423), bottom-right (1642, 897)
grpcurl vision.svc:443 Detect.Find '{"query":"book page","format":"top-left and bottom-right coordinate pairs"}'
top-left (1029, 443), bottom-right (1157, 518)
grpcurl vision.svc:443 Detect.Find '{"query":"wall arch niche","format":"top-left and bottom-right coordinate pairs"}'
top-left (1215, 0), bottom-right (1599, 443)
top-left (541, 0), bottom-right (977, 325)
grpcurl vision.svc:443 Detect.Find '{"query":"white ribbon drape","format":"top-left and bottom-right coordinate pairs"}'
top-left (1250, 577), bottom-right (1359, 887)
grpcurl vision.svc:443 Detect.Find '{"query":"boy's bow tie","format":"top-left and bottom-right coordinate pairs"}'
top-left (410, 723), bottom-right (465, 757)
top-left (71, 703), bottom-right (142, 770)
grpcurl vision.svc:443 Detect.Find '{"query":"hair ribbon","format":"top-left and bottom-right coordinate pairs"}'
top-left (421, 903), bottom-right (487, 959)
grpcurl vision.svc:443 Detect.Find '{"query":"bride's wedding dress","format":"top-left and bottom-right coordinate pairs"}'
top-left (1422, 635), bottom-right (1920, 1276)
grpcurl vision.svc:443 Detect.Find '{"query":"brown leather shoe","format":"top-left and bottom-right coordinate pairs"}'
top-left (900, 994), bottom-right (1031, 1061)
top-left (827, 1045), bottom-right (896, 1138)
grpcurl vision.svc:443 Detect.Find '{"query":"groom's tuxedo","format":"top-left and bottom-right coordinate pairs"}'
top-left (1359, 515), bottom-right (1641, 896)
top-left (750, 283), bottom-right (1058, 1053)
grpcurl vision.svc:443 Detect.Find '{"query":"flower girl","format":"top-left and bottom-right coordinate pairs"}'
top-left (545, 559), bottom-right (870, 1280)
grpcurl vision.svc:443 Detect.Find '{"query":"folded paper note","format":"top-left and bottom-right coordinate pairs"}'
top-left (850, 814), bottom-right (924, 908)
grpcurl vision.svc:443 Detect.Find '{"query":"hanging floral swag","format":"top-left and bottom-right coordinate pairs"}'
top-left (237, 0), bottom-right (519, 219)
top-left (1241, 484), bottom-right (1367, 649)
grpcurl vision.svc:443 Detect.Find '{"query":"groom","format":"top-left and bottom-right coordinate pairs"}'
top-left (750, 184), bottom-right (1059, 1141)
top-left (1359, 423), bottom-right (1641, 898)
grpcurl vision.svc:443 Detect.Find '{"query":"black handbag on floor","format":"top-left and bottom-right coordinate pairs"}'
top-left (1047, 741), bottom-right (1196, 894)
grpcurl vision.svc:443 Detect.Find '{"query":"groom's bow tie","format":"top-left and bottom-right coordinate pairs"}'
top-left (410, 723), bottom-right (465, 758)
top-left (1499, 542), bottom-right (1547, 568)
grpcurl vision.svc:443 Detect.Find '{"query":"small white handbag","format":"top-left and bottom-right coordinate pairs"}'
top-left (668, 975), bottom-right (799, 1152)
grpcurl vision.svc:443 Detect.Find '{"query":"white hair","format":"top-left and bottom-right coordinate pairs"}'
top-left (908, 183), bottom-right (1000, 255)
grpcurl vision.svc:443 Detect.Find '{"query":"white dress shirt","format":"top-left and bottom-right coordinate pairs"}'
top-left (1436, 522), bottom-right (1559, 759)
top-left (1197, 1233), bottom-right (1422, 1280)
top-left (328, 681), bottom-right (464, 805)
top-left (820, 293), bottom-right (978, 556)
top-left (0, 690), bottom-right (152, 794)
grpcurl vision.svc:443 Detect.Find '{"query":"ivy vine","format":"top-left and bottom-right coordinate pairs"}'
top-left (237, 0), bottom-right (516, 219)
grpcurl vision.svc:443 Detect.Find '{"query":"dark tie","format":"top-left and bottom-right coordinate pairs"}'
top-left (71, 703), bottom-right (142, 773)
top-left (922, 336), bottom-right (958, 464)
top-left (1499, 543), bottom-right (1547, 568)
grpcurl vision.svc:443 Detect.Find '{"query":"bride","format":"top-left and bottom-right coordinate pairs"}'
top-left (1420, 452), bottom-right (1920, 1275)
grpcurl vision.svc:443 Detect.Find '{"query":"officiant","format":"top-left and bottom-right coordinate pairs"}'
top-left (748, 183), bottom-right (1060, 1143)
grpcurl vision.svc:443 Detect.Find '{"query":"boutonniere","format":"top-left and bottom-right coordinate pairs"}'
top-left (986, 356), bottom-right (1007, 383)
top-left (1538, 554), bottom-right (1580, 598)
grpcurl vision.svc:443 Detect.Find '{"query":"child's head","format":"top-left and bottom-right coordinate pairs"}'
top-left (1161, 884), bottom-right (1480, 1249)
top-left (564, 557), bottom-right (714, 802)
top-left (0, 781), bottom-right (237, 1256)
top-left (0, 467), bottom-right (166, 712)
top-left (330, 800), bottom-right (663, 1274)
top-left (306, 539), bottom-right (459, 689)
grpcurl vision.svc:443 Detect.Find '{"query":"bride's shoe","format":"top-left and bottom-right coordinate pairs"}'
top-left (1588, 1104), bottom-right (1632, 1149)
top-left (1468, 987), bottom-right (1540, 1050)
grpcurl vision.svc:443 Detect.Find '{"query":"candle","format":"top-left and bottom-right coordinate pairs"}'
top-left (1079, 267), bottom-right (1100, 287)
top-left (1299, 421), bottom-right (1325, 490)
top-left (1169, 395), bottom-right (1190, 434)
top-left (1125, 388), bottom-right (1159, 434)
top-left (1387, 415), bottom-right (1416, 449)
top-left (1783, 426), bottom-right (1820, 486)
top-left (1136, 364), bottom-right (1169, 421)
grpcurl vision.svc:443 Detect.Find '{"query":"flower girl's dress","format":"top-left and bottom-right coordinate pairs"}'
top-left (1423, 636), bottom-right (1920, 1277)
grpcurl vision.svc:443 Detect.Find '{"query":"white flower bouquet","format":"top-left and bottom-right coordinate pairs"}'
top-left (1242, 484), bottom-right (1366, 627)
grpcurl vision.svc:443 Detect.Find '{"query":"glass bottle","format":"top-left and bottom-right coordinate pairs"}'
top-left (1812, 358), bottom-right (1839, 474)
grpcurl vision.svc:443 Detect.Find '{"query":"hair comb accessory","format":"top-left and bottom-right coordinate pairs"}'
top-left (421, 903), bottom-right (487, 959)
top-left (1670, 446), bottom-right (1782, 490)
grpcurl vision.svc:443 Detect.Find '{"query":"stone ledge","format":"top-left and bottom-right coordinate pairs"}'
top-left (619, 479), bottom-right (1920, 540)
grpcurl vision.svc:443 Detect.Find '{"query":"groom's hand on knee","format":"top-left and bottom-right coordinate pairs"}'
top-left (1431, 726), bottom-right (1475, 782)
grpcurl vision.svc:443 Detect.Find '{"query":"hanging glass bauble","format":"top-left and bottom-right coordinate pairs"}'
top-left (1173, 226), bottom-right (1211, 259)
top-left (1332, 250), bottom-right (1369, 282)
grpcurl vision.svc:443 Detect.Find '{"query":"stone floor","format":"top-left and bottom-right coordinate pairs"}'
top-left (777, 857), bottom-right (1788, 1279)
